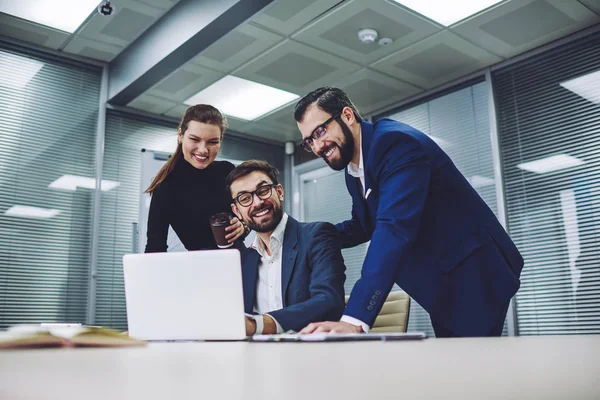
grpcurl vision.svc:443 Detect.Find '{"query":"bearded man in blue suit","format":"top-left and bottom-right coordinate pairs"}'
top-left (295, 87), bottom-right (523, 338)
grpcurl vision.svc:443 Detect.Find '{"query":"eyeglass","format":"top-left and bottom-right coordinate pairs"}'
top-left (300, 112), bottom-right (342, 153)
top-left (233, 184), bottom-right (277, 207)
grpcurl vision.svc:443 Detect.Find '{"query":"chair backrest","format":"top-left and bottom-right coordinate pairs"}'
top-left (345, 290), bottom-right (411, 333)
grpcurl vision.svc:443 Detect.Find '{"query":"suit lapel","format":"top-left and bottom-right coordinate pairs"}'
top-left (242, 249), bottom-right (259, 314)
top-left (346, 171), bottom-right (368, 229)
top-left (281, 217), bottom-right (299, 307)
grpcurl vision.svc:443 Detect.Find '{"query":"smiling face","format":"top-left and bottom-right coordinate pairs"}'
top-left (297, 104), bottom-right (356, 171)
top-left (179, 120), bottom-right (222, 169)
top-left (230, 171), bottom-right (284, 234)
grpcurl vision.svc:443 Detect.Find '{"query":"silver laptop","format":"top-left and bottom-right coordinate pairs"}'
top-left (123, 249), bottom-right (246, 341)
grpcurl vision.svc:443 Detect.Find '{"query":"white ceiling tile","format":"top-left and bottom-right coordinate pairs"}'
top-left (76, 1), bottom-right (166, 47)
top-left (0, 14), bottom-right (69, 49)
top-left (128, 93), bottom-right (178, 114)
top-left (244, 121), bottom-right (299, 142)
top-left (147, 63), bottom-right (224, 102)
top-left (293, 0), bottom-right (440, 65)
top-left (372, 31), bottom-right (502, 89)
top-left (224, 116), bottom-right (250, 134)
top-left (252, 103), bottom-right (299, 138)
top-left (451, 0), bottom-right (599, 58)
top-left (190, 22), bottom-right (284, 74)
top-left (162, 104), bottom-right (188, 119)
top-left (331, 68), bottom-right (422, 115)
top-left (235, 39), bottom-right (361, 95)
top-left (251, 0), bottom-right (343, 35)
top-left (133, 0), bottom-right (180, 11)
top-left (62, 36), bottom-right (124, 61)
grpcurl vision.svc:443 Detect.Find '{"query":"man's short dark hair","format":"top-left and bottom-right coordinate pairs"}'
top-left (226, 160), bottom-right (280, 197)
top-left (294, 87), bottom-right (363, 123)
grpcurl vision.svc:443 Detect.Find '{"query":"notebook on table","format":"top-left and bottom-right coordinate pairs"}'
top-left (251, 332), bottom-right (426, 342)
top-left (0, 324), bottom-right (146, 349)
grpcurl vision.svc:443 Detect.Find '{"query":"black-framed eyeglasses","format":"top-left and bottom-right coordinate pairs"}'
top-left (300, 112), bottom-right (342, 153)
top-left (233, 184), bottom-right (277, 207)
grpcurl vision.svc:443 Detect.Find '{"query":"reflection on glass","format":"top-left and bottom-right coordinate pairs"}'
top-left (560, 70), bottom-right (600, 105)
top-left (5, 205), bottom-right (61, 219)
top-left (517, 154), bottom-right (585, 174)
top-left (0, 52), bottom-right (43, 88)
top-left (469, 175), bottom-right (495, 189)
top-left (48, 175), bottom-right (120, 192)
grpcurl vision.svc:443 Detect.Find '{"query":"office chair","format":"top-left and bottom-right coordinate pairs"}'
top-left (345, 290), bottom-right (411, 332)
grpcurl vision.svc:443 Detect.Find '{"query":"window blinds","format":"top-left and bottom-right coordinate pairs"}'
top-left (0, 43), bottom-right (101, 328)
top-left (493, 32), bottom-right (600, 335)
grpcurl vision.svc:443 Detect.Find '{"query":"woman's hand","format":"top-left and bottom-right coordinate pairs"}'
top-left (225, 217), bottom-right (246, 244)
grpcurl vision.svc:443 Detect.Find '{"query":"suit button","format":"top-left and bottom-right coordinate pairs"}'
top-left (372, 295), bottom-right (377, 300)
top-left (375, 290), bottom-right (381, 295)
top-left (369, 300), bottom-right (376, 306)
top-left (367, 305), bottom-right (374, 311)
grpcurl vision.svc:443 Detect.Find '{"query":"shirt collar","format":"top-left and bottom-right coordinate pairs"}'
top-left (347, 133), bottom-right (363, 178)
top-left (252, 212), bottom-right (289, 258)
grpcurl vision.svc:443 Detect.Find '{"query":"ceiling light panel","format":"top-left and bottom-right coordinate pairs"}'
top-left (184, 75), bottom-right (299, 121)
top-left (0, 0), bottom-right (100, 33)
top-left (392, 0), bottom-right (504, 26)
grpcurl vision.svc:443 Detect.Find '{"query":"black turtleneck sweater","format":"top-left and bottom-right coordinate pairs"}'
top-left (145, 159), bottom-right (236, 253)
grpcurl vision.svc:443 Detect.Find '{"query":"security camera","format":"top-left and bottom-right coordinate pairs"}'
top-left (98, 1), bottom-right (114, 16)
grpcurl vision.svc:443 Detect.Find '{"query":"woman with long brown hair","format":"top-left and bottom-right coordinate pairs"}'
top-left (145, 104), bottom-right (248, 253)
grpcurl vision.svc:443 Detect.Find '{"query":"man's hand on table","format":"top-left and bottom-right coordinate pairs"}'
top-left (300, 321), bottom-right (363, 334)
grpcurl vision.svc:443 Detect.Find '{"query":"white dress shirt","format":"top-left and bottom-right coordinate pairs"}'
top-left (342, 135), bottom-right (371, 333)
top-left (346, 133), bottom-right (365, 197)
top-left (251, 212), bottom-right (289, 333)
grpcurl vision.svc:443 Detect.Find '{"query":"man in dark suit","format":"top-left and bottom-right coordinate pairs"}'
top-left (294, 87), bottom-right (524, 337)
top-left (226, 160), bottom-right (346, 335)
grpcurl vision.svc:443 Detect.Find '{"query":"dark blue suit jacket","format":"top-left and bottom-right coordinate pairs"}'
top-left (337, 120), bottom-right (524, 336)
top-left (241, 216), bottom-right (346, 332)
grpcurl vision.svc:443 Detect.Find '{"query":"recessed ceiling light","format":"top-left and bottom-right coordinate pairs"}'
top-left (0, 52), bottom-right (43, 88)
top-left (5, 205), bottom-right (60, 219)
top-left (392, 0), bottom-right (504, 26)
top-left (184, 75), bottom-right (299, 121)
top-left (517, 154), bottom-right (585, 174)
top-left (560, 70), bottom-right (600, 105)
top-left (0, 0), bottom-right (100, 33)
top-left (49, 175), bottom-right (120, 191)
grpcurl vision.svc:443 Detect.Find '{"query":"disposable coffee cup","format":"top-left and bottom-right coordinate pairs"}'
top-left (210, 212), bottom-right (234, 249)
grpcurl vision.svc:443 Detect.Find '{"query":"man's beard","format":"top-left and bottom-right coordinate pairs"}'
top-left (318, 120), bottom-right (355, 171)
top-left (246, 203), bottom-right (284, 233)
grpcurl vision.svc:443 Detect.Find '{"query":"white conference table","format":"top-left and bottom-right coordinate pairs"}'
top-left (0, 335), bottom-right (599, 400)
